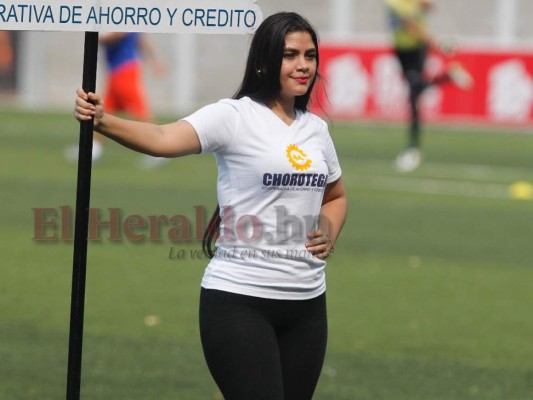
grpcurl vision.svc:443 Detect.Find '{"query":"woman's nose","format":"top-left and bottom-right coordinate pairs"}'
top-left (297, 57), bottom-right (310, 71)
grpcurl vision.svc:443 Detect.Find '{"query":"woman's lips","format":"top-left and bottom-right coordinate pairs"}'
top-left (294, 77), bottom-right (309, 84)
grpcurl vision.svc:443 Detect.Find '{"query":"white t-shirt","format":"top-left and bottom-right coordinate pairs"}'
top-left (183, 96), bottom-right (342, 300)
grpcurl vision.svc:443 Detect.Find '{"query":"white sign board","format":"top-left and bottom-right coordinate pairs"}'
top-left (0, 0), bottom-right (263, 34)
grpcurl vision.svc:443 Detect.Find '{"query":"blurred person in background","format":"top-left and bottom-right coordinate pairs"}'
top-left (65, 32), bottom-right (166, 168)
top-left (386, 0), bottom-right (473, 172)
top-left (0, 31), bottom-right (14, 88)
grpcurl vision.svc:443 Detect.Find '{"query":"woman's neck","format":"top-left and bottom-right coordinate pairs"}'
top-left (267, 98), bottom-right (296, 126)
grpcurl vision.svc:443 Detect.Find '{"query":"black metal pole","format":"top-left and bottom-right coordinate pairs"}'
top-left (66, 31), bottom-right (99, 400)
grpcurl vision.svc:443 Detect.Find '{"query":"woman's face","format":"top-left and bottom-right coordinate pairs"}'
top-left (277, 31), bottom-right (317, 104)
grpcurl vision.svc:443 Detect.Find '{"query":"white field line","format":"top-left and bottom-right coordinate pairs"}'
top-left (349, 175), bottom-right (511, 200)
top-left (350, 160), bottom-right (533, 182)
top-left (345, 161), bottom-right (533, 200)
top-left (405, 162), bottom-right (532, 181)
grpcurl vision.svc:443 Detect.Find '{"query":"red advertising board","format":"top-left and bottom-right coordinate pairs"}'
top-left (314, 43), bottom-right (533, 126)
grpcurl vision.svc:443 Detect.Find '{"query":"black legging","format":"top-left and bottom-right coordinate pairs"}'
top-left (199, 288), bottom-right (328, 400)
top-left (396, 46), bottom-right (450, 147)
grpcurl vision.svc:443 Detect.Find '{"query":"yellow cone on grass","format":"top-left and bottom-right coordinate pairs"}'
top-left (509, 181), bottom-right (533, 200)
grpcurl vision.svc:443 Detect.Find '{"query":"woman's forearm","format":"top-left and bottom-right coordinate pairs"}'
top-left (75, 89), bottom-right (201, 157)
top-left (95, 113), bottom-right (167, 156)
top-left (319, 177), bottom-right (348, 248)
top-left (319, 195), bottom-right (347, 247)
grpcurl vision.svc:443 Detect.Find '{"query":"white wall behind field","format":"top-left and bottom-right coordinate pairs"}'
top-left (9, 0), bottom-right (533, 117)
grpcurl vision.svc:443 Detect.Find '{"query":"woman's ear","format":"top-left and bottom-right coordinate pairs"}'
top-left (256, 67), bottom-right (267, 78)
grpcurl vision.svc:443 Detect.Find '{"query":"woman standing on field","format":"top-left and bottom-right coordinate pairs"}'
top-left (74, 12), bottom-right (347, 400)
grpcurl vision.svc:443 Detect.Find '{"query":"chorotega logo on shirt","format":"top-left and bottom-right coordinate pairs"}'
top-left (286, 144), bottom-right (312, 171)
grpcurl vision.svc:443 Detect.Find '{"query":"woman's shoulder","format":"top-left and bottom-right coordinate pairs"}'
top-left (213, 97), bottom-right (267, 119)
top-left (195, 98), bottom-right (249, 119)
top-left (304, 110), bottom-right (326, 122)
top-left (216, 96), bottom-right (254, 109)
top-left (301, 110), bottom-right (329, 130)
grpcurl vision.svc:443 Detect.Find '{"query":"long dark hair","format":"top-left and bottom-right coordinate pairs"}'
top-left (202, 12), bottom-right (320, 257)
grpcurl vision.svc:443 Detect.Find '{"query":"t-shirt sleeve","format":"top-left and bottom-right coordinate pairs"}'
top-left (322, 122), bottom-right (342, 184)
top-left (182, 100), bottom-right (239, 153)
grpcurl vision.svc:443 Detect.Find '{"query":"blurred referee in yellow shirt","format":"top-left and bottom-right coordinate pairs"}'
top-left (386, 0), bottom-right (472, 172)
